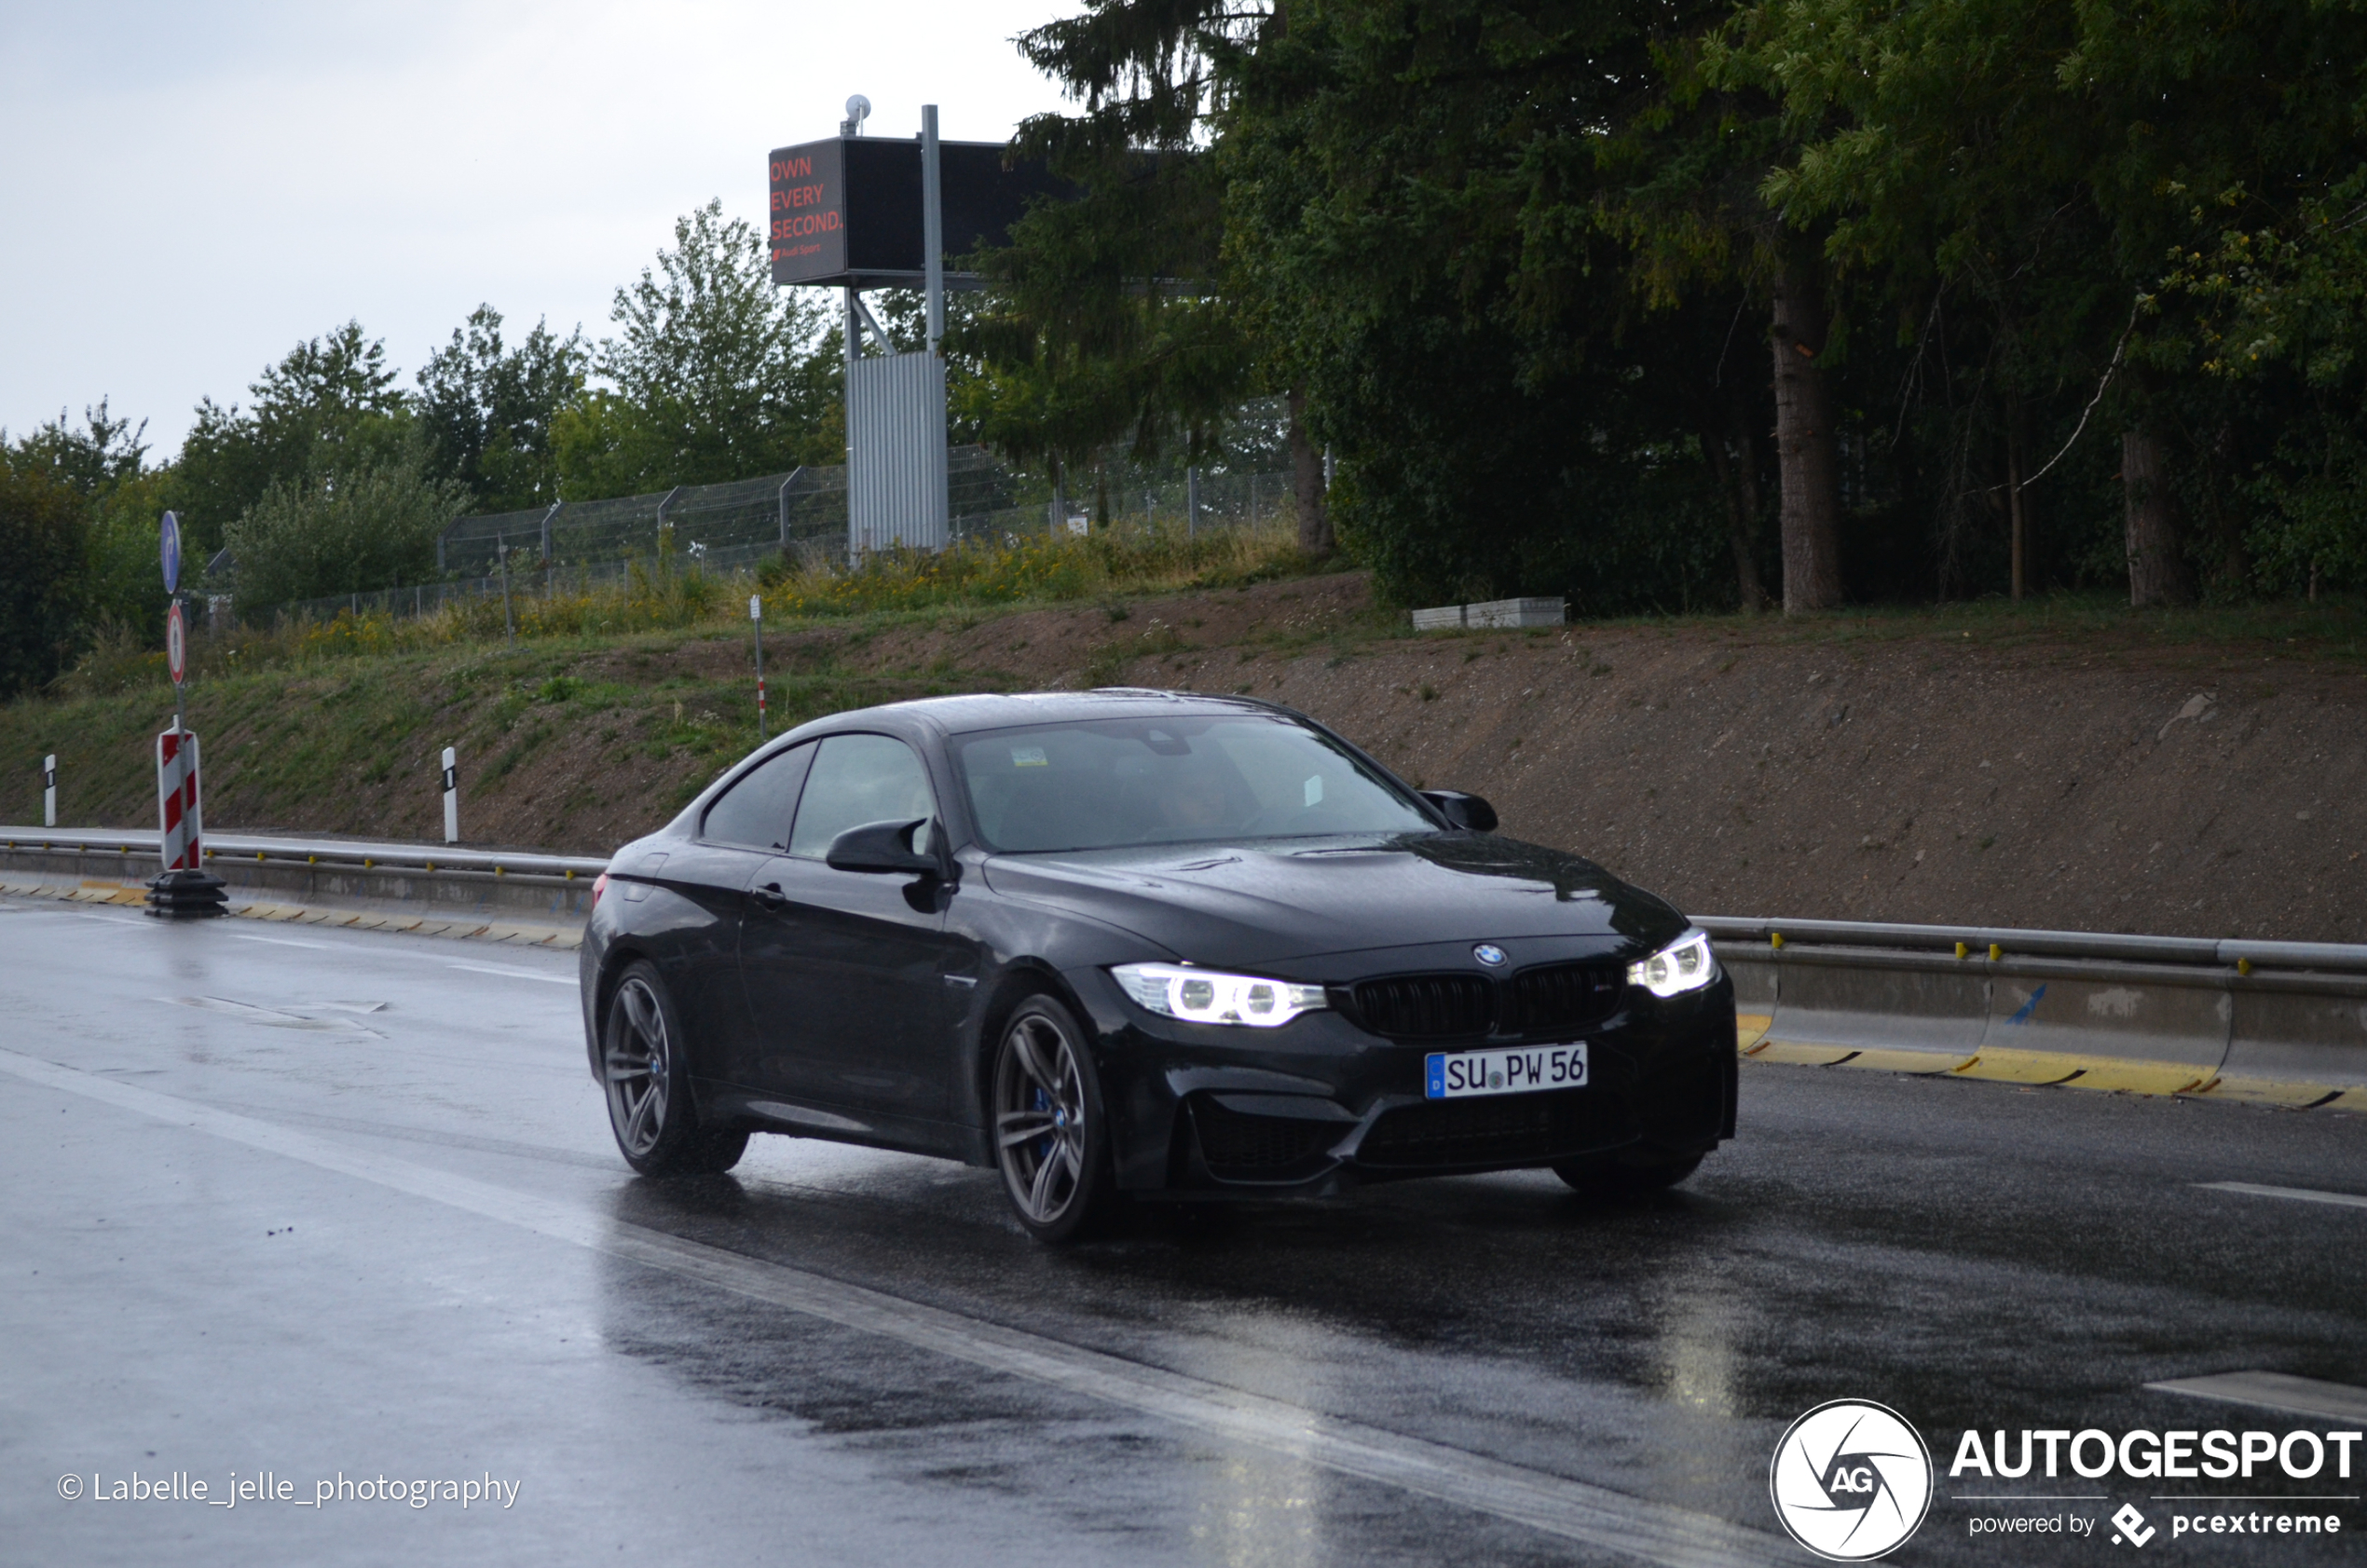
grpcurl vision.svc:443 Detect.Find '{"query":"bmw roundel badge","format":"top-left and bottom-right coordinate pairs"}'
top-left (1473, 944), bottom-right (1508, 967)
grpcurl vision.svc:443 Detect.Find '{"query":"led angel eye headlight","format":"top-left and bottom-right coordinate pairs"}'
top-left (1627, 930), bottom-right (1718, 998)
top-left (1110, 963), bottom-right (1329, 1028)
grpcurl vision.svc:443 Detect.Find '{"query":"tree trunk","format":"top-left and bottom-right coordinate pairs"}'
top-left (2122, 428), bottom-right (2190, 607)
top-left (1697, 395), bottom-right (1767, 612)
top-left (1771, 259), bottom-right (1844, 612)
top-left (1288, 386), bottom-right (1333, 555)
top-left (2006, 406), bottom-right (2027, 602)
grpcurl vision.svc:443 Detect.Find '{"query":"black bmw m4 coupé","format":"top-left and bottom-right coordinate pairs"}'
top-left (580, 690), bottom-right (1735, 1240)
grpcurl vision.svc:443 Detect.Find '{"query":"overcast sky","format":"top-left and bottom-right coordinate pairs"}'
top-left (0, 0), bottom-right (1070, 457)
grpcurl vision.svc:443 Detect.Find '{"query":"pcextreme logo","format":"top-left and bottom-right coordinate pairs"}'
top-left (1770, 1399), bottom-right (1936, 1561)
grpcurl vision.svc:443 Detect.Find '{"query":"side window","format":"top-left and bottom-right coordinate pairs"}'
top-left (788, 734), bottom-right (938, 860)
top-left (701, 743), bottom-right (815, 852)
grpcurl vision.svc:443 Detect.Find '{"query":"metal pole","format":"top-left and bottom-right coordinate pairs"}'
top-left (921, 105), bottom-right (950, 551)
top-left (750, 594), bottom-right (767, 740)
top-left (497, 532), bottom-right (514, 646)
top-left (1187, 466), bottom-right (1199, 538)
top-left (442, 746), bottom-right (459, 845)
top-left (844, 286), bottom-right (860, 564)
top-left (43, 754), bottom-right (56, 827)
top-left (922, 106), bottom-right (945, 354)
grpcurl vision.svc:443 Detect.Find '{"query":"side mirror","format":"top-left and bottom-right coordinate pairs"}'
top-left (1420, 790), bottom-right (1498, 833)
top-left (825, 817), bottom-right (940, 878)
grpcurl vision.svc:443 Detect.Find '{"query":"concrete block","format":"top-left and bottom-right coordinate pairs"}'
top-left (1465, 597), bottom-right (1566, 629)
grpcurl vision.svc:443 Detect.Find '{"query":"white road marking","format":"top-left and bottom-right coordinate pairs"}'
top-left (0, 1045), bottom-right (1782, 1568)
top-left (445, 961), bottom-right (577, 987)
top-left (2145, 1370), bottom-right (2367, 1425)
top-left (231, 934), bottom-right (335, 950)
top-left (2196, 1180), bottom-right (2367, 1212)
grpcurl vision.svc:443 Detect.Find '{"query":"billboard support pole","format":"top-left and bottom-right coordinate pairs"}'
top-left (922, 105), bottom-right (944, 352)
top-left (921, 104), bottom-right (950, 546)
top-left (844, 285), bottom-right (860, 564)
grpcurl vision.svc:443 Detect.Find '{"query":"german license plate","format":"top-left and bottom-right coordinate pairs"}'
top-left (1425, 1043), bottom-right (1589, 1099)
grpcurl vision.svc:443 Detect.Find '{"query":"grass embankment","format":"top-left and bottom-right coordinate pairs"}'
top-left (2, 525), bottom-right (1339, 851)
top-left (7, 510), bottom-right (2362, 924)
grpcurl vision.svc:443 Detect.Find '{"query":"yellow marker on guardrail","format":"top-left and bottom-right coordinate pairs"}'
top-left (1955, 941), bottom-right (1969, 959)
top-left (1989, 943), bottom-right (2004, 961)
top-left (2237, 958), bottom-right (2252, 976)
top-left (1771, 932), bottom-right (1786, 950)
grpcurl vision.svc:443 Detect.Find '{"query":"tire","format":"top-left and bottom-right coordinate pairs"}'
top-left (1551, 1147), bottom-right (1703, 1199)
top-left (991, 994), bottom-right (1120, 1243)
top-left (600, 960), bottom-right (748, 1177)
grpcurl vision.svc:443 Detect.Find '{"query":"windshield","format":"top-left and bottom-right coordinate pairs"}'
top-left (952, 715), bottom-right (1437, 853)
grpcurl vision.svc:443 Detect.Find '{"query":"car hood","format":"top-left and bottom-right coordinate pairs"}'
top-left (979, 831), bottom-right (1685, 968)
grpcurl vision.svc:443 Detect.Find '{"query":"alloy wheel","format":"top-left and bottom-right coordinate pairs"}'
top-left (605, 975), bottom-right (671, 1159)
top-left (995, 1011), bottom-right (1088, 1225)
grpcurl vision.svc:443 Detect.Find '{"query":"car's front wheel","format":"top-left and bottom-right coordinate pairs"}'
top-left (602, 960), bottom-right (748, 1177)
top-left (991, 994), bottom-right (1118, 1242)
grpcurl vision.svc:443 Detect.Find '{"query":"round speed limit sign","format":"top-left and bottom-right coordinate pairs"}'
top-left (166, 601), bottom-right (187, 685)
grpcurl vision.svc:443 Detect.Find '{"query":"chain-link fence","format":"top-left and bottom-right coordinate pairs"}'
top-left (257, 429), bottom-right (1298, 626)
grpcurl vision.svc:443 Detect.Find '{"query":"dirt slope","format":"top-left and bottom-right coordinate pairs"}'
top-left (8, 571), bottom-right (2360, 940)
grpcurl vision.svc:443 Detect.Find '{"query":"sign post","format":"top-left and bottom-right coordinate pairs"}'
top-left (750, 594), bottom-right (767, 739)
top-left (442, 747), bottom-right (460, 845)
top-left (43, 754), bottom-right (56, 828)
top-left (147, 511), bottom-right (226, 917)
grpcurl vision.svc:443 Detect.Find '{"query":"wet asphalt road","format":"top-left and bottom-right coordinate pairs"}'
top-left (2, 893), bottom-right (2362, 1568)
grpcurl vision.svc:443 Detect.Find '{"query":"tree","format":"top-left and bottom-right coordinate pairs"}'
top-left (982, 0), bottom-right (1328, 553)
top-left (221, 443), bottom-right (471, 608)
top-left (0, 460), bottom-right (88, 699)
top-left (9, 400), bottom-right (147, 496)
top-left (174, 322), bottom-right (414, 554)
top-left (417, 307), bottom-right (588, 511)
top-left (554, 201), bottom-right (841, 498)
top-left (4, 402), bottom-right (169, 655)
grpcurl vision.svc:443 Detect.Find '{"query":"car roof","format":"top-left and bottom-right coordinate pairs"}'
top-left (787, 689), bottom-right (1294, 743)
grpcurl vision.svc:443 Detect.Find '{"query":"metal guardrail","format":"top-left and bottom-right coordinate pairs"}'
top-left (1697, 915), bottom-right (2367, 1097)
top-left (7, 828), bottom-right (2363, 1094)
top-left (0, 827), bottom-right (606, 927)
top-left (1693, 914), bottom-right (2367, 977)
top-left (0, 827), bottom-right (606, 885)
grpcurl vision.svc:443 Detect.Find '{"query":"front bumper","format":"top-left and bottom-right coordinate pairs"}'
top-left (1070, 958), bottom-right (1737, 1196)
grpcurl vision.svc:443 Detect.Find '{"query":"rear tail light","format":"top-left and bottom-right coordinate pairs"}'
top-left (591, 871), bottom-right (609, 908)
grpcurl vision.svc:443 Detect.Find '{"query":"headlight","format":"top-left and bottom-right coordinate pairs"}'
top-left (1627, 930), bottom-right (1718, 998)
top-left (1110, 963), bottom-right (1329, 1028)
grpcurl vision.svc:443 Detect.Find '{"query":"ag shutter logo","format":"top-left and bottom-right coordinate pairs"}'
top-left (1770, 1399), bottom-right (1935, 1561)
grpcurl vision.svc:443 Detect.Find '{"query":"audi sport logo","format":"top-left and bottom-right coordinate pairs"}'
top-left (1770, 1399), bottom-right (1935, 1561)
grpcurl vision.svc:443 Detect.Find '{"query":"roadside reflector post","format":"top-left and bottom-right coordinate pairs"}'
top-left (442, 746), bottom-right (460, 844)
top-left (43, 754), bottom-right (56, 827)
top-left (750, 594), bottom-right (767, 739)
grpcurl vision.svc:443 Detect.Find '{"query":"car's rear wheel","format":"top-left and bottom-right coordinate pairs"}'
top-left (602, 960), bottom-right (748, 1177)
top-left (1551, 1146), bottom-right (1703, 1198)
top-left (992, 995), bottom-right (1118, 1242)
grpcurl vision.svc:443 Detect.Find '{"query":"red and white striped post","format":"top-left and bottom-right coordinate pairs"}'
top-left (145, 722), bottom-right (225, 916)
top-left (157, 727), bottom-right (202, 869)
top-left (146, 525), bottom-right (227, 917)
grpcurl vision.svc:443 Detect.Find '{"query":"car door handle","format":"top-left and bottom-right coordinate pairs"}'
top-left (749, 883), bottom-right (789, 912)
